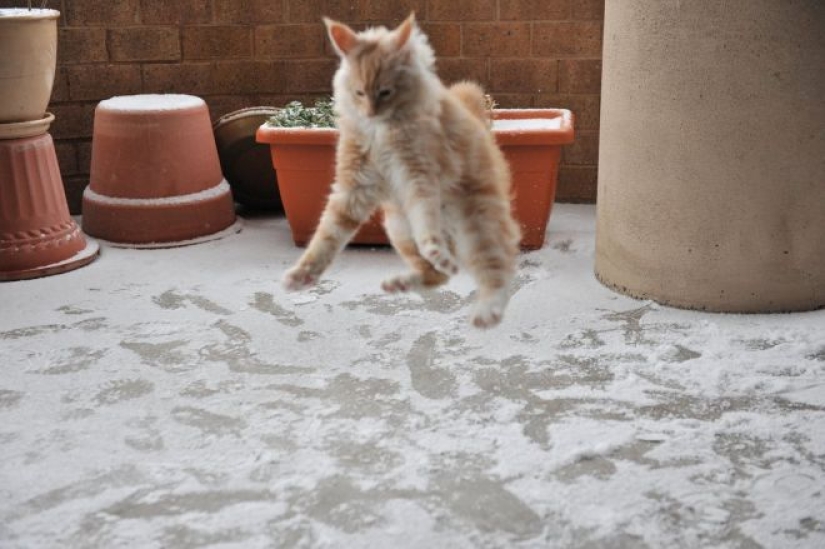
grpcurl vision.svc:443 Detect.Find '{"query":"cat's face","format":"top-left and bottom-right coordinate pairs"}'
top-left (346, 45), bottom-right (412, 118)
top-left (326, 14), bottom-right (418, 119)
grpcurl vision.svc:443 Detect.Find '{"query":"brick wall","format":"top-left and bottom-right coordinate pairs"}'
top-left (4, 0), bottom-right (602, 211)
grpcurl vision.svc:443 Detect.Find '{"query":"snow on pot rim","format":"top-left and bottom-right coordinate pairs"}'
top-left (98, 94), bottom-right (206, 113)
top-left (0, 8), bottom-right (60, 19)
top-left (257, 108), bottom-right (575, 144)
top-left (493, 109), bottom-right (575, 146)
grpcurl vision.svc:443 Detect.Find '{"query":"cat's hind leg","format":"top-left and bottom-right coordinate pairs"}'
top-left (400, 181), bottom-right (460, 277)
top-left (458, 204), bottom-right (520, 329)
top-left (381, 204), bottom-right (450, 293)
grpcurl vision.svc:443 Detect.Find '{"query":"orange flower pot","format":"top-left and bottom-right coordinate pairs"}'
top-left (0, 132), bottom-right (99, 281)
top-left (494, 109), bottom-right (575, 249)
top-left (82, 94), bottom-right (238, 246)
top-left (256, 108), bottom-right (574, 250)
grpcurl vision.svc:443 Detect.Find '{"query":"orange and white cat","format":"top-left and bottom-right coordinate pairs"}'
top-left (282, 13), bottom-right (521, 328)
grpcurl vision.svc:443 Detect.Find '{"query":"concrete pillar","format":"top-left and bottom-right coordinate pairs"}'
top-left (595, 0), bottom-right (825, 312)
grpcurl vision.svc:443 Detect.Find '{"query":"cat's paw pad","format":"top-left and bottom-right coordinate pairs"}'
top-left (421, 238), bottom-right (459, 275)
top-left (381, 273), bottom-right (421, 293)
top-left (470, 294), bottom-right (509, 329)
top-left (282, 265), bottom-right (318, 292)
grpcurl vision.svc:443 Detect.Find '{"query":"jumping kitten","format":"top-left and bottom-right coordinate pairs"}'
top-left (282, 13), bottom-right (521, 328)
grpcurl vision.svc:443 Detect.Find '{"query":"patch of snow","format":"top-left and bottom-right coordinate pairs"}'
top-left (83, 179), bottom-right (231, 206)
top-left (98, 94), bottom-right (205, 112)
top-left (780, 384), bottom-right (825, 407)
top-left (1, 205), bottom-right (824, 548)
top-left (0, 8), bottom-right (60, 18)
top-left (493, 118), bottom-right (563, 131)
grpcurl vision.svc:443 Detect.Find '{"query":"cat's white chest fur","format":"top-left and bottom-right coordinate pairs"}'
top-left (358, 121), bottom-right (409, 197)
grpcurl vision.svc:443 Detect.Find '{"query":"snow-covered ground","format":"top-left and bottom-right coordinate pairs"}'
top-left (1, 205), bottom-right (823, 548)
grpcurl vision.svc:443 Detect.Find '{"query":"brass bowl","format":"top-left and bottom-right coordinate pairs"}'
top-left (213, 106), bottom-right (282, 211)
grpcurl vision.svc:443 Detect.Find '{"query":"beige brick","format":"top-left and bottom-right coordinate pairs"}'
top-left (533, 94), bottom-right (600, 130)
top-left (489, 94), bottom-right (533, 108)
top-left (67, 64), bottom-right (143, 101)
top-left (280, 59), bottom-right (338, 93)
top-left (183, 26), bottom-right (253, 60)
top-left (142, 63), bottom-right (214, 96)
top-left (214, 0), bottom-right (286, 24)
top-left (255, 25), bottom-right (326, 58)
top-left (436, 58), bottom-right (489, 87)
top-left (288, 0), bottom-right (360, 23)
top-left (109, 27), bottom-right (181, 62)
top-left (65, 0), bottom-right (140, 26)
top-left (428, 0), bottom-right (495, 21)
top-left (76, 140), bottom-right (94, 175)
top-left (557, 166), bottom-right (598, 203)
top-left (212, 61), bottom-right (286, 94)
top-left (563, 130), bottom-right (599, 165)
top-left (572, 0), bottom-right (605, 20)
top-left (59, 28), bottom-right (108, 64)
top-left (362, 0), bottom-right (426, 21)
top-left (419, 23), bottom-right (461, 57)
top-left (204, 96), bottom-right (257, 122)
top-left (490, 59), bottom-right (557, 93)
top-left (50, 68), bottom-right (70, 103)
top-left (500, 0), bottom-right (569, 21)
top-left (54, 141), bottom-right (79, 176)
top-left (49, 104), bottom-right (96, 139)
top-left (463, 23), bottom-right (531, 57)
top-left (533, 22), bottom-right (602, 56)
top-left (140, 0), bottom-right (212, 25)
top-left (559, 59), bottom-right (602, 93)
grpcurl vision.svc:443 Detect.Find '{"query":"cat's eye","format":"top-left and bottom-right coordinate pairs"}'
top-left (354, 90), bottom-right (365, 97)
top-left (378, 88), bottom-right (393, 99)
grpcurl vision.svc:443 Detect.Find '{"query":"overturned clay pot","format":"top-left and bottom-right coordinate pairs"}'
top-left (82, 94), bottom-right (238, 247)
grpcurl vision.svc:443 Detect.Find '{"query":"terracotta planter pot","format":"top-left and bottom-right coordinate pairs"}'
top-left (494, 109), bottom-right (575, 249)
top-left (254, 125), bottom-right (385, 246)
top-left (255, 108), bottom-right (574, 249)
top-left (82, 94), bottom-right (238, 246)
top-left (0, 8), bottom-right (59, 124)
top-left (213, 107), bottom-right (283, 211)
top-left (0, 133), bottom-right (99, 281)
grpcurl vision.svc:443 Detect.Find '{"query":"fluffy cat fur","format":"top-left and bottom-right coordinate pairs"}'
top-left (282, 13), bottom-right (521, 328)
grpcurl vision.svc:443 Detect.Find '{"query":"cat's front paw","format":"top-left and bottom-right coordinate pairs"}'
top-left (470, 303), bottom-right (503, 329)
top-left (381, 273), bottom-right (422, 293)
top-left (470, 292), bottom-right (508, 329)
top-left (420, 237), bottom-right (459, 276)
top-left (282, 264), bottom-right (319, 292)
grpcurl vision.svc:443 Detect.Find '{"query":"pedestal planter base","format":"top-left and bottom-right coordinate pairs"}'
top-left (0, 132), bottom-right (99, 281)
top-left (0, 237), bottom-right (99, 282)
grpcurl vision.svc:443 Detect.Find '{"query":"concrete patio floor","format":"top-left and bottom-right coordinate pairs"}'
top-left (1, 204), bottom-right (824, 548)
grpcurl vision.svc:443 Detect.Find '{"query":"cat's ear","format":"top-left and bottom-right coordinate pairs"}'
top-left (393, 12), bottom-right (416, 51)
top-left (324, 17), bottom-right (359, 56)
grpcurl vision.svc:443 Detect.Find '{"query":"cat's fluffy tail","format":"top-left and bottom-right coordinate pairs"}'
top-left (449, 81), bottom-right (491, 126)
